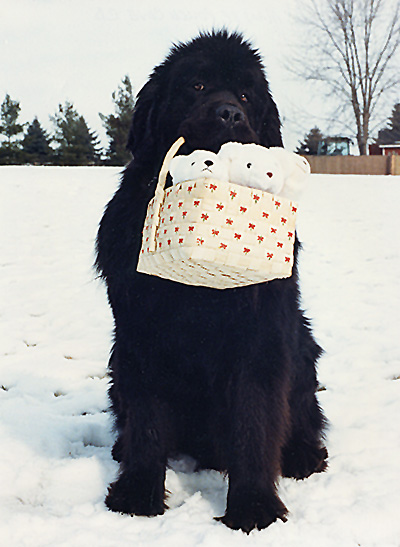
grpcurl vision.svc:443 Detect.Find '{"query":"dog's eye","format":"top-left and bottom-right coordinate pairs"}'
top-left (240, 93), bottom-right (249, 103)
top-left (247, 163), bottom-right (252, 168)
top-left (193, 83), bottom-right (205, 91)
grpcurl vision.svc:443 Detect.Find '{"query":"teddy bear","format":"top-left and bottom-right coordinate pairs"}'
top-left (169, 149), bottom-right (229, 185)
top-left (266, 146), bottom-right (311, 201)
top-left (218, 142), bottom-right (285, 195)
top-left (218, 142), bottom-right (310, 201)
top-left (169, 143), bottom-right (310, 202)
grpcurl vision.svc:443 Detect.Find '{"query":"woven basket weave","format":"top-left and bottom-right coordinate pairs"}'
top-left (137, 137), bottom-right (298, 289)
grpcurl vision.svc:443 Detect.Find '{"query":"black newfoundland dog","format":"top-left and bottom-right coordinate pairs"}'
top-left (96, 30), bottom-right (328, 533)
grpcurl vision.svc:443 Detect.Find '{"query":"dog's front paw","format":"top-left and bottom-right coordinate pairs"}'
top-left (216, 486), bottom-right (288, 533)
top-left (281, 441), bottom-right (328, 479)
top-left (105, 471), bottom-right (167, 517)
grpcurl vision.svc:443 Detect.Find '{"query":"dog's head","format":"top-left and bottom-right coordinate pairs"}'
top-left (127, 30), bottom-right (283, 168)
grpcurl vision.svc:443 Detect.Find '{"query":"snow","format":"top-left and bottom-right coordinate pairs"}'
top-left (1, 166), bottom-right (399, 546)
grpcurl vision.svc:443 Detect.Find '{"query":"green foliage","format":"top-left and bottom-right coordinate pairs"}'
top-left (51, 102), bottom-right (102, 165)
top-left (296, 127), bottom-right (324, 155)
top-left (21, 118), bottom-right (53, 164)
top-left (100, 75), bottom-right (135, 166)
top-left (375, 103), bottom-right (400, 145)
top-left (0, 142), bottom-right (23, 164)
top-left (0, 94), bottom-right (25, 164)
top-left (0, 80), bottom-right (135, 165)
top-left (0, 94), bottom-right (24, 143)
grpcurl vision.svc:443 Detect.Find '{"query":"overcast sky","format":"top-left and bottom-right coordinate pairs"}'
top-left (1, 0), bottom-right (338, 151)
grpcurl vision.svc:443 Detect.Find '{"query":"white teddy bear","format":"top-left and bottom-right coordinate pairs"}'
top-left (266, 146), bottom-right (311, 201)
top-left (169, 150), bottom-right (229, 185)
top-left (218, 142), bottom-right (284, 195)
top-left (169, 143), bottom-right (310, 202)
top-left (218, 142), bottom-right (310, 201)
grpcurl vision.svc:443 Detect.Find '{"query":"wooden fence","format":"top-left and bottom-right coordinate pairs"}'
top-left (307, 155), bottom-right (400, 175)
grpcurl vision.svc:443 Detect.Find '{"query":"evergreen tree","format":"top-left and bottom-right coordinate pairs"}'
top-left (376, 103), bottom-right (400, 144)
top-left (296, 127), bottom-right (324, 155)
top-left (51, 101), bottom-right (102, 165)
top-left (0, 94), bottom-right (24, 164)
top-left (21, 118), bottom-right (53, 164)
top-left (0, 94), bottom-right (24, 143)
top-left (100, 75), bottom-right (135, 166)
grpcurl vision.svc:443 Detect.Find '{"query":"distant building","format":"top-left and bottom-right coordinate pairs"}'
top-left (379, 142), bottom-right (400, 156)
top-left (368, 143), bottom-right (381, 155)
top-left (317, 137), bottom-right (352, 156)
top-left (369, 142), bottom-right (400, 155)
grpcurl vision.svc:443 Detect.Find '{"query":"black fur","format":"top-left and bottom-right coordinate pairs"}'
top-left (96, 30), bottom-right (328, 533)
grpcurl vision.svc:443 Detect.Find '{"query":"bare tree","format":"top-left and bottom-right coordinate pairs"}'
top-left (294, 0), bottom-right (400, 154)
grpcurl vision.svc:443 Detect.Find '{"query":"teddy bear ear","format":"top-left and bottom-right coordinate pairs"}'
top-left (169, 155), bottom-right (187, 177)
top-left (289, 152), bottom-right (311, 175)
top-left (300, 156), bottom-right (311, 174)
top-left (169, 155), bottom-right (181, 169)
top-left (218, 141), bottom-right (243, 158)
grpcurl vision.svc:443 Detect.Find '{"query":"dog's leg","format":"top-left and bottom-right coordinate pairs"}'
top-left (105, 348), bottom-right (171, 516)
top-left (281, 321), bottom-right (328, 479)
top-left (281, 386), bottom-right (328, 479)
top-left (106, 399), bottom-right (170, 516)
top-left (107, 356), bottom-right (126, 463)
top-left (281, 394), bottom-right (328, 480)
top-left (217, 365), bottom-right (290, 533)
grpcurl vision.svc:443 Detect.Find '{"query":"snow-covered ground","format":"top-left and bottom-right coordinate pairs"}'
top-left (1, 166), bottom-right (399, 547)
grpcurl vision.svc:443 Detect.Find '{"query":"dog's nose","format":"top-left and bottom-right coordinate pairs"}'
top-left (216, 104), bottom-right (245, 127)
top-left (204, 160), bottom-right (214, 167)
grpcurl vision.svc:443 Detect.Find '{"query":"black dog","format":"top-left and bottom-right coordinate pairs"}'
top-left (96, 30), bottom-right (328, 533)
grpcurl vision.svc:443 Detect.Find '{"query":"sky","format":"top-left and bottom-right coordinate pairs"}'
top-left (1, 0), bottom-right (320, 151)
top-left (1, 0), bottom-right (395, 153)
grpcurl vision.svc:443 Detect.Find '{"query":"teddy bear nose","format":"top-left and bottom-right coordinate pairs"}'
top-left (204, 160), bottom-right (214, 167)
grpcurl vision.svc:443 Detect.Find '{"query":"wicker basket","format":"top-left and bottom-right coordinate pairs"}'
top-left (137, 137), bottom-right (298, 289)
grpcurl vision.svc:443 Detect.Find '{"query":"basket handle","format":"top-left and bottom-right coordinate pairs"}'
top-left (147, 136), bottom-right (185, 251)
top-left (156, 136), bottom-right (185, 194)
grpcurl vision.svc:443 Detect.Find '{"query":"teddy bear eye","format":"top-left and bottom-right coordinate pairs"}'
top-left (193, 83), bottom-right (205, 91)
top-left (247, 163), bottom-right (252, 168)
top-left (267, 172), bottom-right (273, 178)
top-left (191, 161), bottom-right (196, 166)
top-left (240, 93), bottom-right (249, 103)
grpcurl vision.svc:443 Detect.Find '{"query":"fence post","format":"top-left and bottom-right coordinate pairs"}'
top-left (390, 155), bottom-right (400, 175)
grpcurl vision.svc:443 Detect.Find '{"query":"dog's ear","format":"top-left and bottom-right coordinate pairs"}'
top-left (126, 79), bottom-right (159, 161)
top-left (258, 94), bottom-right (284, 148)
